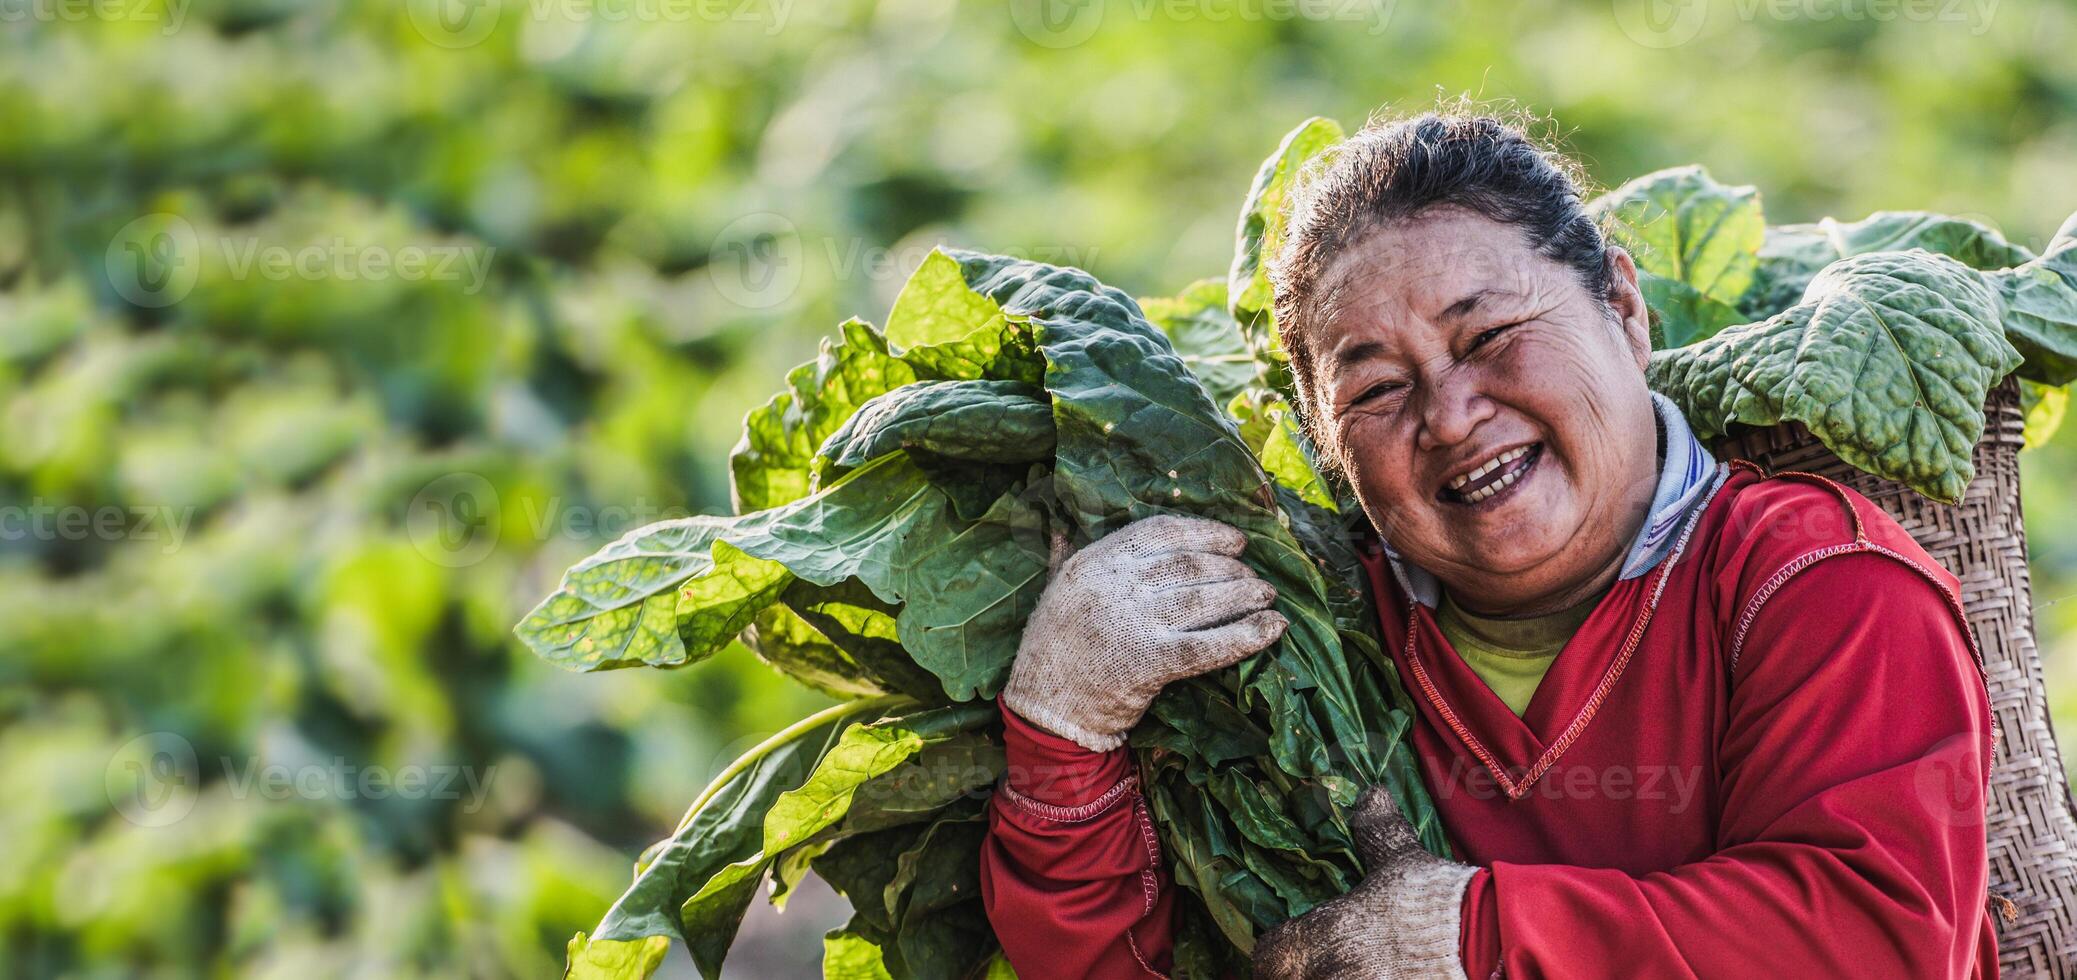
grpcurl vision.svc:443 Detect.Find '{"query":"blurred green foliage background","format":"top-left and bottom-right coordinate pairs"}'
top-left (1, 0), bottom-right (2073, 975)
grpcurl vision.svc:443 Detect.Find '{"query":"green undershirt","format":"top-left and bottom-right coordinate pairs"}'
top-left (1435, 591), bottom-right (1603, 717)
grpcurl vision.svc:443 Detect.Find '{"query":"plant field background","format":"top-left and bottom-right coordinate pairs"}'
top-left (2, 1), bottom-right (2074, 975)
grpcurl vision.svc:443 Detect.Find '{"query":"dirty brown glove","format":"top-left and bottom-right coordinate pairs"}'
top-left (1253, 784), bottom-right (1478, 979)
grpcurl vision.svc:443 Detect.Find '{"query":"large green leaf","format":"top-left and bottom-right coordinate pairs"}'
top-left (881, 812), bottom-right (995, 979)
top-left (743, 603), bottom-right (885, 699)
top-left (1741, 211), bottom-right (2037, 322)
top-left (563, 933), bottom-right (670, 980)
top-left (783, 577), bottom-right (949, 703)
top-left (578, 700), bottom-right (868, 977)
top-left (804, 708), bottom-right (1000, 957)
top-left (1228, 117), bottom-right (1346, 394)
top-left (877, 484), bottom-right (1050, 702)
top-left (812, 378), bottom-right (1055, 526)
top-left (945, 250), bottom-right (1267, 526)
top-left (518, 450), bottom-right (1047, 694)
top-left (2022, 380), bottom-right (2068, 450)
top-left (816, 379), bottom-right (1054, 470)
top-left (1637, 274), bottom-right (1747, 349)
top-left (1734, 209), bottom-right (2076, 384)
top-left (761, 717), bottom-right (933, 851)
top-left (750, 581), bottom-right (1018, 707)
top-left (514, 455), bottom-right (925, 671)
top-left (834, 733), bottom-right (1004, 837)
top-left (823, 927), bottom-right (896, 980)
top-left (886, 250), bottom-right (1046, 385)
top-left (678, 854), bottom-right (769, 979)
top-left (1141, 278), bottom-right (1258, 406)
top-left (731, 318), bottom-right (919, 514)
top-left (1986, 221), bottom-right (2077, 386)
top-left (1228, 388), bottom-right (1334, 509)
top-left (512, 514), bottom-right (787, 672)
top-left (671, 703), bottom-right (988, 979)
top-left (814, 824), bottom-right (929, 939)
top-left (1649, 249), bottom-right (2021, 502)
top-left (1589, 165), bottom-right (1764, 346)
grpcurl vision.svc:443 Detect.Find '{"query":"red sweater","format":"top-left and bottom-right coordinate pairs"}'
top-left (979, 466), bottom-right (1999, 978)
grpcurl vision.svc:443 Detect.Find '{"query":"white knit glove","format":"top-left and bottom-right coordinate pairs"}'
top-left (999, 514), bottom-right (1289, 752)
top-left (1253, 785), bottom-right (1478, 980)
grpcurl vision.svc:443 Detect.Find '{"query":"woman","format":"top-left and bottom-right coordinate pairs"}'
top-left (977, 111), bottom-right (1998, 979)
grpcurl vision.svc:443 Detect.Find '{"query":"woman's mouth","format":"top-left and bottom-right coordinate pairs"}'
top-left (1438, 443), bottom-right (1542, 507)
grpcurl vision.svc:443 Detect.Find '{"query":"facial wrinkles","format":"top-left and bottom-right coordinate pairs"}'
top-left (1309, 210), bottom-right (1659, 613)
top-left (1324, 234), bottom-right (1517, 407)
top-left (1401, 310), bottom-right (1607, 570)
top-left (1455, 314), bottom-right (1650, 597)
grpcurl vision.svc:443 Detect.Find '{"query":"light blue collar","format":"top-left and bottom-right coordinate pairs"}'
top-left (1382, 392), bottom-right (1727, 608)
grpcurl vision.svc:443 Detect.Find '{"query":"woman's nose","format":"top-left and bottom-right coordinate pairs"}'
top-left (1414, 376), bottom-right (1494, 451)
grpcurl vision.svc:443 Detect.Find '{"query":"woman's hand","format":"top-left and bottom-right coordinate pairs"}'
top-left (998, 514), bottom-right (1288, 752)
top-left (1253, 785), bottom-right (1478, 980)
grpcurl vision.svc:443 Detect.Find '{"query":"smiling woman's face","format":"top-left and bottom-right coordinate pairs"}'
top-left (1308, 207), bottom-right (1660, 615)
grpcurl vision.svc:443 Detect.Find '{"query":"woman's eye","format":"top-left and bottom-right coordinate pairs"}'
top-left (1469, 322), bottom-right (1522, 352)
top-left (1353, 381), bottom-right (1402, 406)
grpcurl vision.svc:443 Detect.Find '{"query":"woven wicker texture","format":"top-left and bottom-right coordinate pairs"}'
top-left (1716, 378), bottom-right (2077, 976)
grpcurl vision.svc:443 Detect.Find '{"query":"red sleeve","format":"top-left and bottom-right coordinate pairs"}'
top-left (1461, 870), bottom-right (1500, 979)
top-left (979, 702), bottom-right (1173, 979)
top-left (1483, 553), bottom-right (1996, 978)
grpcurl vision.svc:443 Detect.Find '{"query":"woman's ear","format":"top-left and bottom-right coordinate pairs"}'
top-left (1603, 246), bottom-right (1653, 370)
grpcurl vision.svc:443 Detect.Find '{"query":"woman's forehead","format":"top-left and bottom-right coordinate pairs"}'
top-left (1318, 225), bottom-right (1563, 345)
top-left (1322, 211), bottom-right (1550, 306)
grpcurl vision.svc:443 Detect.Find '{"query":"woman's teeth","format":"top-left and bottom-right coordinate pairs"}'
top-left (1445, 445), bottom-right (1535, 503)
top-left (1447, 446), bottom-right (1530, 491)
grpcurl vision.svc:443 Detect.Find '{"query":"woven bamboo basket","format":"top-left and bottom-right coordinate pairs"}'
top-left (1715, 377), bottom-right (2077, 976)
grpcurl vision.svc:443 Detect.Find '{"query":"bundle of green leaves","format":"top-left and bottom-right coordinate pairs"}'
top-left (518, 118), bottom-right (2077, 980)
top-left (520, 238), bottom-right (1444, 978)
